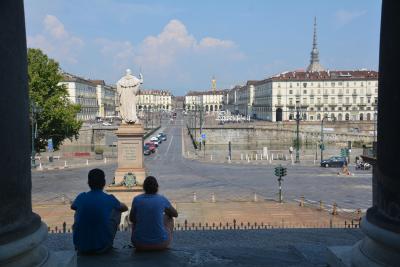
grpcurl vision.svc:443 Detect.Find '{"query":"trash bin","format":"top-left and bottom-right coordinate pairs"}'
top-left (49, 156), bottom-right (53, 162)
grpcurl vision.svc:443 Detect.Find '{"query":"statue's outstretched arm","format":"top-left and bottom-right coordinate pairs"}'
top-left (139, 73), bottom-right (143, 84)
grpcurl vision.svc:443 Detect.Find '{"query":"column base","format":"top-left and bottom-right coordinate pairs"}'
top-left (327, 215), bottom-right (400, 267)
top-left (0, 222), bottom-right (76, 267)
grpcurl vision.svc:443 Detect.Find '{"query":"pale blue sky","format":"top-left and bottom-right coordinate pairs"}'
top-left (24, 0), bottom-right (382, 95)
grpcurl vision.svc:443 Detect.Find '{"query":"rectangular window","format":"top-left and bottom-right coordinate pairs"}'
top-left (289, 90), bottom-right (293, 94)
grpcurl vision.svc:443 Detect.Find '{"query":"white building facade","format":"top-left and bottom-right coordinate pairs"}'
top-left (185, 90), bottom-right (225, 112)
top-left (252, 70), bottom-right (378, 122)
top-left (91, 80), bottom-right (117, 118)
top-left (59, 74), bottom-right (99, 121)
top-left (137, 90), bottom-right (172, 111)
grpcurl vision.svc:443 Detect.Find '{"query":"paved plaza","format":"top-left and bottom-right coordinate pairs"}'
top-left (32, 118), bottom-right (372, 208)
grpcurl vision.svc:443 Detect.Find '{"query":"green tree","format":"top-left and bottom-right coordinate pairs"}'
top-left (28, 48), bottom-right (82, 151)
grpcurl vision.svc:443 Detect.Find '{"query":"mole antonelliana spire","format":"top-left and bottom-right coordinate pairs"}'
top-left (306, 17), bottom-right (325, 72)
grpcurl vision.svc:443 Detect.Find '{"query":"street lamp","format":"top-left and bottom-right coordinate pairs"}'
top-left (30, 101), bottom-right (42, 168)
top-left (320, 114), bottom-right (329, 162)
top-left (294, 100), bottom-right (303, 163)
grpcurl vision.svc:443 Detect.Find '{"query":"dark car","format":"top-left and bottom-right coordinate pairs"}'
top-left (143, 145), bottom-right (151, 156)
top-left (320, 156), bottom-right (347, 168)
top-left (158, 132), bottom-right (167, 141)
top-left (144, 142), bottom-right (156, 153)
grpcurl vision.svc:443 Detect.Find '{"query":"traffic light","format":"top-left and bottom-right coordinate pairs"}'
top-left (275, 167), bottom-right (281, 177)
top-left (282, 168), bottom-right (287, 177)
top-left (319, 143), bottom-right (325, 151)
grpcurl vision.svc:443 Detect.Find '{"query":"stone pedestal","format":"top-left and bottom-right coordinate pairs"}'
top-left (105, 186), bottom-right (143, 205)
top-left (114, 124), bottom-right (146, 185)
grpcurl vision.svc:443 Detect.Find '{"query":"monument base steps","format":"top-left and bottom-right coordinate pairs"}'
top-left (0, 223), bottom-right (76, 267)
top-left (327, 216), bottom-right (400, 267)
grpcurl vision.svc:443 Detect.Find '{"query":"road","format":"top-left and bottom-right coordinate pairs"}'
top-left (32, 114), bottom-right (372, 211)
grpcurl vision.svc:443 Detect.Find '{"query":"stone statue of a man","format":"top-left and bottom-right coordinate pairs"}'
top-left (117, 69), bottom-right (143, 124)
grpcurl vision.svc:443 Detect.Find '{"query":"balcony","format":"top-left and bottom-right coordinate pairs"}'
top-left (358, 103), bottom-right (367, 107)
top-left (328, 103), bottom-right (337, 107)
top-left (315, 103), bottom-right (323, 107)
top-left (287, 103), bottom-right (295, 108)
top-left (343, 103), bottom-right (352, 106)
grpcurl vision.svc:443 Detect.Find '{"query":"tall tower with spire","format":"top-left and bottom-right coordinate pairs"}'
top-left (306, 17), bottom-right (325, 72)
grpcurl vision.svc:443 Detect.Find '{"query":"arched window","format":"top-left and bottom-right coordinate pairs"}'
top-left (367, 113), bottom-right (371, 120)
top-left (338, 113), bottom-right (343, 121)
top-left (360, 113), bottom-right (364, 121)
top-left (317, 114), bottom-right (321, 120)
top-left (345, 113), bottom-right (350, 121)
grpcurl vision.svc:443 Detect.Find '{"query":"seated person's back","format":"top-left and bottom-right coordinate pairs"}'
top-left (132, 193), bottom-right (171, 244)
top-left (71, 168), bottom-right (127, 253)
top-left (130, 176), bottom-right (178, 250)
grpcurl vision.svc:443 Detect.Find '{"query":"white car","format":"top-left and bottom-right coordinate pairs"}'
top-left (150, 137), bottom-right (158, 142)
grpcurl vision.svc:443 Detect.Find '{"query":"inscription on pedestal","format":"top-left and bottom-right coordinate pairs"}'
top-left (121, 142), bottom-right (137, 161)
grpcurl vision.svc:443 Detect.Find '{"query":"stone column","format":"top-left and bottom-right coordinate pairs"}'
top-left (328, 1), bottom-right (400, 266)
top-left (0, 1), bottom-right (75, 266)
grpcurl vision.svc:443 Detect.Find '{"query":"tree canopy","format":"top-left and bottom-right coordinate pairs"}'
top-left (28, 48), bottom-right (82, 151)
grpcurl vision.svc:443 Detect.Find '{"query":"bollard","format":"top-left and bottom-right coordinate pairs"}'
top-left (241, 153), bottom-right (243, 160)
top-left (64, 161), bottom-right (67, 167)
top-left (39, 162), bottom-right (43, 170)
top-left (211, 193), bottom-right (216, 203)
top-left (261, 154), bottom-right (263, 160)
top-left (210, 154), bottom-right (213, 161)
top-left (332, 202), bottom-right (338, 215)
top-left (299, 195), bottom-right (305, 207)
top-left (319, 200), bottom-right (324, 210)
top-left (104, 157), bottom-right (107, 163)
top-left (86, 159), bottom-right (89, 165)
top-left (356, 208), bottom-right (361, 216)
top-left (256, 154), bottom-right (258, 161)
top-left (193, 192), bottom-right (197, 202)
top-left (254, 192), bottom-right (258, 202)
top-left (228, 156), bottom-right (231, 163)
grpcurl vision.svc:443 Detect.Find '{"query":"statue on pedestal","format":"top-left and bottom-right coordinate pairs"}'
top-left (117, 69), bottom-right (143, 124)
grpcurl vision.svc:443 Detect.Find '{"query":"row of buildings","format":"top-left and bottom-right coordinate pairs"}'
top-left (186, 18), bottom-right (378, 122)
top-left (59, 72), bottom-right (174, 121)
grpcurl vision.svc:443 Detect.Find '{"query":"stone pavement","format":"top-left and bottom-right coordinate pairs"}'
top-left (34, 200), bottom-right (362, 231)
top-left (46, 228), bottom-right (365, 266)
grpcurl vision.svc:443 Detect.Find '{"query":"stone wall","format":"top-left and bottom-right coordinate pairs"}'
top-left (194, 123), bottom-right (373, 149)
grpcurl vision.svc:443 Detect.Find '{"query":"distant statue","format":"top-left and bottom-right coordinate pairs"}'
top-left (116, 69), bottom-right (143, 124)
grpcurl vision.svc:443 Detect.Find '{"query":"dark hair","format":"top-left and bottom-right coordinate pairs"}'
top-left (88, 168), bottom-right (106, 190)
top-left (143, 176), bottom-right (158, 194)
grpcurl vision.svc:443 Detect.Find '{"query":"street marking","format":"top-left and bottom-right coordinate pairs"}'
top-left (165, 135), bottom-right (174, 156)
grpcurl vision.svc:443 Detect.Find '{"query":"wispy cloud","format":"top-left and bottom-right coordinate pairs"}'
top-left (334, 10), bottom-right (367, 28)
top-left (27, 15), bottom-right (84, 64)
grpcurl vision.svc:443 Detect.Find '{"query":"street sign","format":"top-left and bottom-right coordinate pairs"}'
top-left (47, 138), bottom-right (53, 152)
top-left (201, 133), bottom-right (206, 140)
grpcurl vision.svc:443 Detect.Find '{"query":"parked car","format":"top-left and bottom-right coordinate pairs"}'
top-left (157, 133), bottom-right (167, 141)
top-left (150, 140), bottom-right (159, 147)
top-left (320, 156), bottom-right (347, 168)
top-left (152, 136), bottom-right (162, 144)
top-left (144, 142), bottom-right (156, 153)
top-left (143, 145), bottom-right (151, 155)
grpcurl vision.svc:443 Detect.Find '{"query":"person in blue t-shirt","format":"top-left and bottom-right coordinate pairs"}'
top-left (129, 176), bottom-right (178, 251)
top-left (71, 168), bottom-right (128, 254)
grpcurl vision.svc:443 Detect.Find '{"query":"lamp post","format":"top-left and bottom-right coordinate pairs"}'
top-left (320, 115), bottom-right (327, 162)
top-left (30, 101), bottom-right (41, 168)
top-left (295, 101), bottom-right (301, 163)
